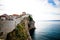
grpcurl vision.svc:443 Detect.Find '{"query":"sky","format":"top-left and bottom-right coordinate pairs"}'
top-left (0, 0), bottom-right (60, 20)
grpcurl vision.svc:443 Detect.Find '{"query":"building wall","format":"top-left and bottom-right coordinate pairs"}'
top-left (0, 14), bottom-right (30, 39)
top-left (0, 20), bottom-right (16, 39)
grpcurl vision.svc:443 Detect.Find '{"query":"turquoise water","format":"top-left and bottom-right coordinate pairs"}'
top-left (32, 21), bottom-right (60, 40)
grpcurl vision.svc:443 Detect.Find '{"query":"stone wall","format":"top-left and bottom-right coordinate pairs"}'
top-left (0, 20), bottom-right (16, 39)
top-left (0, 14), bottom-right (35, 40)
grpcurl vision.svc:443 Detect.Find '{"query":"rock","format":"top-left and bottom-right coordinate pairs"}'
top-left (0, 13), bottom-right (35, 40)
top-left (6, 19), bottom-right (32, 40)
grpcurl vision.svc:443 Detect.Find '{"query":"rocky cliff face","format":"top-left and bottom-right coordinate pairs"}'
top-left (0, 14), bottom-right (35, 40)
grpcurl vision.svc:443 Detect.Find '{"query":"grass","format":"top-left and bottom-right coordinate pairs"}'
top-left (6, 21), bottom-right (28, 40)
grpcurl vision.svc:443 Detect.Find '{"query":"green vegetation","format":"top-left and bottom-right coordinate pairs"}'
top-left (5, 14), bottom-right (34, 40)
top-left (29, 15), bottom-right (33, 21)
top-left (6, 22), bottom-right (28, 40)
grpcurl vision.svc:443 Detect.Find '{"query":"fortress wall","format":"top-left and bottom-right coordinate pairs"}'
top-left (15, 15), bottom-right (29, 26)
top-left (0, 20), bottom-right (15, 33)
top-left (0, 14), bottom-right (30, 39)
top-left (0, 15), bottom-right (29, 33)
top-left (0, 20), bottom-right (16, 38)
top-left (15, 18), bottom-right (21, 25)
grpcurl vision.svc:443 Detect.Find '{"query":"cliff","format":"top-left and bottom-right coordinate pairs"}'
top-left (0, 13), bottom-right (35, 40)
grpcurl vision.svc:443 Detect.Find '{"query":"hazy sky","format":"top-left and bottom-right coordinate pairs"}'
top-left (0, 0), bottom-right (60, 20)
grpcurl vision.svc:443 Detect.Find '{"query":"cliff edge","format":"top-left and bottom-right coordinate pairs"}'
top-left (0, 12), bottom-right (35, 40)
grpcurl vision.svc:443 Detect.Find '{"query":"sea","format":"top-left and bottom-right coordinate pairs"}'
top-left (31, 20), bottom-right (60, 40)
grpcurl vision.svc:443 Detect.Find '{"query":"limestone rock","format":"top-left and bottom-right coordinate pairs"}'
top-left (0, 13), bottom-right (35, 40)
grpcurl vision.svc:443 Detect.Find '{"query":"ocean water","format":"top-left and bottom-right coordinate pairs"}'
top-left (31, 20), bottom-right (60, 40)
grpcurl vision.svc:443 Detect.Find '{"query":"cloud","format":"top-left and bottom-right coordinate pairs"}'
top-left (48, 0), bottom-right (56, 6)
top-left (58, 0), bottom-right (60, 1)
top-left (48, 0), bottom-right (60, 7)
top-left (0, 0), bottom-right (60, 20)
top-left (54, 0), bottom-right (60, 7)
